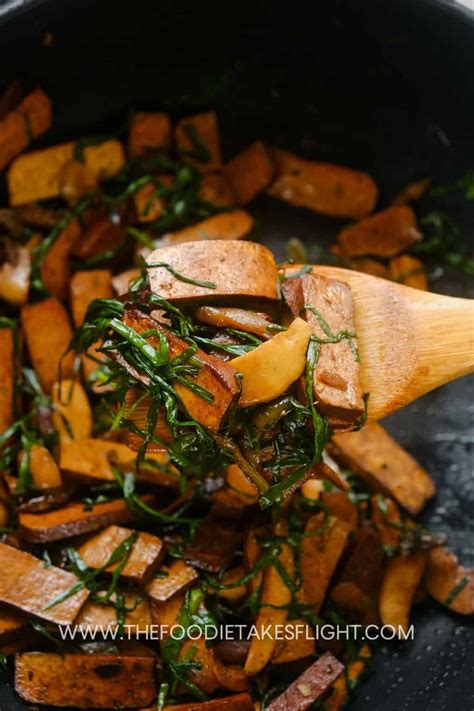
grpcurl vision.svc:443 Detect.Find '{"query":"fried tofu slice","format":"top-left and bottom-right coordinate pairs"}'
top-left (330, 526), bottom-right (384, 623)
top-left (0, 89), bottom-right (52, 171)
top-left (147, 240), bottom-right (279, 303)
top-left (0, 326), bottom-right (14, 435)
top-left (224, 141), bottom-right (274, 204)
top-left (349, 257), bottom-right (390, 280)
top-left (128, 112), bottom-right (171, 157)
top-left (153, 694), bottom-right (254, 711)
top-left (329, 423), bottom-right (435, 515)
top-left (133, 180), bottom-right (169, 223)
top-left (0, 542), bottom-right (89, 625)
top-left (324, 645), bottom-right (371, 711)
top-left (15, 647), bottom-right (156, 708)
top-left (158, 209), bottom-right (254, 246)
top-left (40, 217), bottom-right (81, 299)
top-left (392, 177), bottom-right (431, 206)
top-left (271, 619), bottom-right (315, 664)
top-left (298, 512), bottom-right (352, 613)
top-left (199, 173), bottom-right (235, 207)
top-left (70, 269), bottom-right (113, 382)
top-left (266, 652), bottom-right (344, 711)
top-left (244, 522), bottom-right (294, 675)
top-left (51, 379), bottom-right (92, 443)
top-left (20, 298), bottom-right (75, 394)
top-left (425, 546), bottom-right (474, 615)
top-left (78, 525), bottom-right (164, 585)
top-left (117, 309), bottom-right (240, 431)
top-left (337, 205), bottom-right (421, 258)
top-left (0, 605), bottom-right (29, 644)
top-left (18, 496), bottom-right (154, 543)
top-left (59, 437), bottom-right (178, 488)
top-left (8, 139), bottom-right (124, 205)
top-left (175, 110), bottom-right (221, 172)
top-left (145, 559), bottom-right (199, 602)
top-left (186, 515), bottom-right (244, 573)
top-left (389, 254), bottom-right (428, 290)
top-left (283, 273), bottom-right (364, 423)
top-left (268, 147), bottom-right (377, 218)
top-left (75, 593), bottom-right (153, 634)
top-left (20, 443), bottom-right (62, 490)
top-left (379, 552), bottom-right (426, 636)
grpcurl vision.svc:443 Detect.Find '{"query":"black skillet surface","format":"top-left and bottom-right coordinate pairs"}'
top-left (0, 0), bottom-right (473, 708)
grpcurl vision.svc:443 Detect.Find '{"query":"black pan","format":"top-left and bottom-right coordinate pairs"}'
top-left (0, 0), bottom-right (472, 708)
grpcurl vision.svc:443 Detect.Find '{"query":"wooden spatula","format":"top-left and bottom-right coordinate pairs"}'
top-left (305, 265), bottom-right (474, 421)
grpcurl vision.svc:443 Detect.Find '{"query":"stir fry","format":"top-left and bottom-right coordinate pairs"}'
top-left (0, 83), bottom-right (472, 711)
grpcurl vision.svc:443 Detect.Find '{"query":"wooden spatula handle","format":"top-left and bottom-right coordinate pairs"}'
top-left (410, 293), bottom-right (474, 391)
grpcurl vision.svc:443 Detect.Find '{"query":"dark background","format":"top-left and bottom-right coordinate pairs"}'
top-left (0, 0), bottom-right (473, 708)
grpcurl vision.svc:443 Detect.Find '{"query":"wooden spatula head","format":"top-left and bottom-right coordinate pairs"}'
top-left (306, 266), bottom-right (474, 421)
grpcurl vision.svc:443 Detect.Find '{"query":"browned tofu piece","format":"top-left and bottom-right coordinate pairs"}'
top-left (392, 177), bottom-right (431, 205)
top-left (337, 205), bottom-right (421, 257)
top-left (329, 423), bottom-right (436, 515)
top-left (0, 605), bottom-right (29, 643)
top-left (186, 515), bottom-right (243, 572)
top-left (159, 694), bottom-right (254, 711)
top-left (330, 526), bottom-right (383, 623)
top-left (70, 269), bottom-right (113, 326)
top-left (147, 240), bottom-right (279, 303)
top-left (111, 267), bottom-right (140, 295)
top-left (73, 216), bottom-right (125, 260)
top-left (0, 542), bottom-right (89, 625)
top-left (389, 254), bottom-right (428, 290)
top-left (0, 326), bottom-right (14, 435)
top-left (40, 218), bottom-right (81, 300)
top-left (298, 513), bottom-right (351, 614)
top-left (15, 88), bottom-right (52, 138)
top-left (283, 273), bottom-right (364, 422)
top-left (224, 141), bottom-right (274, 204)
top-left (78, 525), bottom-right (164, 585)
top-left (0, 89), bottom-right (52, 171)
top-left (199, 173), bottom-right (236, 207)
top-left (122, 388), bottom-right (174, 454)
top-left (266, 652), bottom-right (344, 711)
top-left (320, 491), bottom-right (359, 530)
top-left (271, 619), bottom-right (315, 664)
top-left (175, 110), bottom-right (221, 172)
top-left (119, 310), bottom-right (240, 431)
top-left (60, 437), bottom-right (178, 488)
top-left (18, 497), bottom-right (153, 543)
top-left (23, 443), bottom-right (62, 490)
top-left (324, 646), bottom-right (371, 711)
top-left (8, 139), bottom-right (125, 205)
top-left (371, 495), bottom-right (402, 550)
top-left (0, 80), bottom-right (23, 120)
top-left (145, 559), bottom-right (199, 602)
top-left (20, 298), bottom-right (75, 394)
top-left (59, 159), bottom-right (99, 206)
top-left (133, 181), bottom-right (168, 223)
top-left (76, 593), bottom-right (153, 633)
top-left (268, 147), bottom-right (378, 219)
top-left (70, 269), bottom-right (113, 382)
top-left (128, 111), bottom-right (171, 157)
top-left (15, 648), bottom-right (156, 708)
top-left (349, 257), bottom-right (390, 280)
top-left (425, 547), bottom-right (474, 615)
top-left (159, 209), bottom-right (254, 246)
